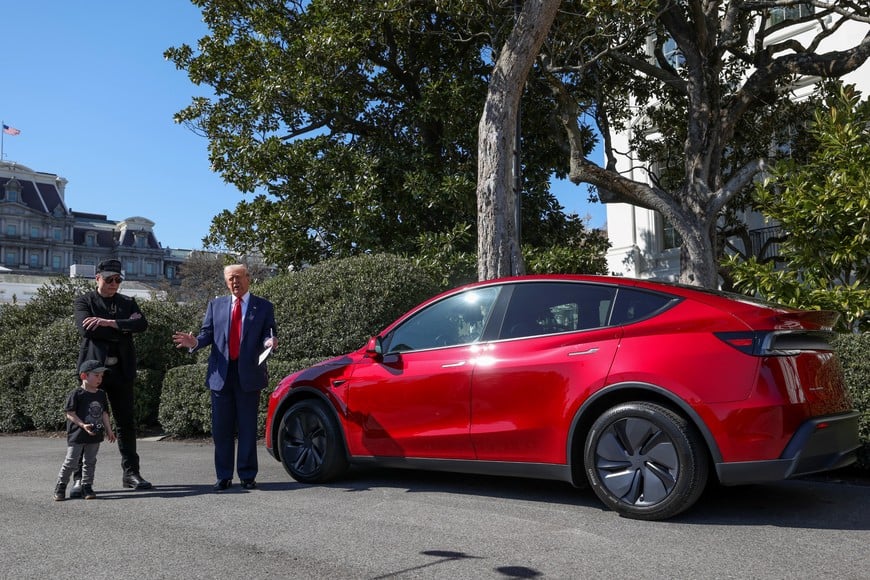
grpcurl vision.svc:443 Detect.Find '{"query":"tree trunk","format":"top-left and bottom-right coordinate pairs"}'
top-left (477, 0), bottom-right (561, 281)
top-left (679, 221), bottom-right (718, 287)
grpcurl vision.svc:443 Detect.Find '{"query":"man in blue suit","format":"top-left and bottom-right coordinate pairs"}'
top-left (173, 264), bottom-right (277, 491)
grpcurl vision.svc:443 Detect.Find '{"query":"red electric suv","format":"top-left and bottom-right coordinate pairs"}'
top-left (265, 275), bottom-right (859, 520)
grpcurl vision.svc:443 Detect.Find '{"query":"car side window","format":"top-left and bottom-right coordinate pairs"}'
top-left (384, 287), bottom-right (500, 352)
top-left (499, 282), bottom-right (617, 339)
top-left (609, 288), bottom-right (675, 325)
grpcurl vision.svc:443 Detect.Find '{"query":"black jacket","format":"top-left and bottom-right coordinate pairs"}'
top-left (74, 290), bottom-right (148, 383)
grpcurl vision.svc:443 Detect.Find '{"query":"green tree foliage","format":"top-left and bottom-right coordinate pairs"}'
top-left (724, 85), bottom-right (870, 332)
top-left (524, 227), bottom-right (610, 275)
top-left (166, 250), bottom-right (274, 307)
top-left (539, 0), bottom-right (869, 287)
top-left (167, 250), bottom-right (233, 307)
top-left (165, 0), bottom-right (600, 271)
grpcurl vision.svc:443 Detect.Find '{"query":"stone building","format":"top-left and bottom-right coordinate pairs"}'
top-left (0, 160), bottom-right (190, 303)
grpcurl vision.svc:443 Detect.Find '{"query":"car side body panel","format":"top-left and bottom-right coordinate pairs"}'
top-left (343, 346), bottom-right (475, 459)
top-left (470, 328), bottom-right (621, 463)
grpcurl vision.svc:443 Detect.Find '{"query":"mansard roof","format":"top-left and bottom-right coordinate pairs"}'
top-left (0, 175), bottom-right (68, 216)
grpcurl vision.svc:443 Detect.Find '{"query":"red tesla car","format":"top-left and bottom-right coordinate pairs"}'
top-left (265, 275), bottom-right (859, 520)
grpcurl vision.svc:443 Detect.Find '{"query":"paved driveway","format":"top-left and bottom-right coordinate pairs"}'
top-left (2, 435), bottom-right (868, 579)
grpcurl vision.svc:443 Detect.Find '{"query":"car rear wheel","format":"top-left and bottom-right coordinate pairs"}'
top-left (278, 400), bottom-right (348, 483)
top-left (584, 401), bottom-right (708, 520)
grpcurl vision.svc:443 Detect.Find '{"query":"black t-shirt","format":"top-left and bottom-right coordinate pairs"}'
top-left (64, 387), bottom-right (109, 444)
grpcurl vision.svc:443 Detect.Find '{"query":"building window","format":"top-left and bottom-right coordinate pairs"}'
top-left (29, 253), bottom-right (39, 268)
top-left (145, 262), bottom-right (154, 275)
top-left (52, 255), bottom-right (62, 269)
top-left (166, 265), bottom-right (175, 279)
top-left (86, 233), bottom-right (96, 247)
top-left (6, 224), bottom-right (17, 236)
top-left (127, 262), bottom-right (137, 275)
top-left (5, 252), bottom-right (16, 266)
top-left (53, 228), bottom-right (62, 241)
top-left (769, 3), bottom-right (812, 26)
top-left (6, 190), bottom-right (17, 203)
top-left (30, 225), bottom-right (41, 238)
top-left (657, 213), bottom-right (683, 251)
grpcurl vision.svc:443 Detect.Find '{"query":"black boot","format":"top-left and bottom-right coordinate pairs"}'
top-left (122, 472), bottom-right (153, 490)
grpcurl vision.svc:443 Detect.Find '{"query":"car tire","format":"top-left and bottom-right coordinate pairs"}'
top-left (277, 399), bottom-right (349, 483)
top-left (584, 401), bottom-right (708, 520)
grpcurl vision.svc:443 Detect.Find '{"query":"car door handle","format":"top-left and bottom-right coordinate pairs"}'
top-left (441, 361), bottom-right (466, 368)
top-left (568, 347), bottom-right (599, 356)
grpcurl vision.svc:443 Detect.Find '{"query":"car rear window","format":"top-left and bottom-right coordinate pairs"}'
top-left (499, 282), bottom-right (617, 339)
top-left (608, 288), bottom-right (676, 325)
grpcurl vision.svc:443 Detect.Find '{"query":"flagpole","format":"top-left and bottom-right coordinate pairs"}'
top-left (1, 120), bottom-right (5, 161)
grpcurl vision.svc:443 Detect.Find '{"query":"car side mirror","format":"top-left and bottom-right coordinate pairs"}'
top-left (365, 336), bottom-right (383, 360)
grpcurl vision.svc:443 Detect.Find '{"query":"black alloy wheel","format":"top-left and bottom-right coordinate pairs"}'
top-left (278, 400), bottom-right (348, 483)
top-left (584, 401), bottom-right (708, 520)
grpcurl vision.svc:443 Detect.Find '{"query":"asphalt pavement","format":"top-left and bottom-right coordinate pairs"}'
top-left (2, 434), bottom-right (869, 579)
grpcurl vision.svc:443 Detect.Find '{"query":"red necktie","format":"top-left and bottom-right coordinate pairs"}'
top-left (229, 298), bottom-right (242, 360)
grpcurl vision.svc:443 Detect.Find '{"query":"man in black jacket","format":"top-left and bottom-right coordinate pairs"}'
top-left (71, 259), bottom-right (151, 496)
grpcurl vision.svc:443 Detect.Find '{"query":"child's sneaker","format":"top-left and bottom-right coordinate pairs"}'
top-left (81, 484), bottom-right (96, 500)
top-left (53, 481), bottom-right (66, 501)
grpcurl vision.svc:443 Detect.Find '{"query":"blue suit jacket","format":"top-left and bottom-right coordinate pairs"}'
top-left (193, 293), bottom-right (277, 392)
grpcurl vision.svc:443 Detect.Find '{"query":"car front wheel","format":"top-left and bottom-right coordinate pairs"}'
top-left (584, 401), bottom-right (708, 520)
top-left (278, 399), bottom-right (349, 483)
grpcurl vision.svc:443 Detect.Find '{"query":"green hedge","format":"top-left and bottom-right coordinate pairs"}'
top-left (25, 370), bottom-right (76, 431)
top-left (21, 368), bottom-right (162, 432)
top-left (157, 358), bottom-right (323, 438)
top-left (0, 362), bottom-right (33, 431)
top-left (157, 364), bottom-right (211, 437)
top-left (257, 254), bottom-right (440, 361)
top-left (833, 333), bottom-right (870, 469)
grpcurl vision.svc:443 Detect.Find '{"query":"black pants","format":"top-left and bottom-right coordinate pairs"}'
top-left (75, 368), bottom-right (140, 479)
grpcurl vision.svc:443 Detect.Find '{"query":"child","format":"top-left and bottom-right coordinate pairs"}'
top-left (53, 360), bottom-right (116, 501)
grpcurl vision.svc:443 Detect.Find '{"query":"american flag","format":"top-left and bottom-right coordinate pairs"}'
top-left (3, 124), bottom-right (21, 136)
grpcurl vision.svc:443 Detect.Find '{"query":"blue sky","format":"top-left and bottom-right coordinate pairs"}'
top-left (2, 1), bottom-right (604, 251)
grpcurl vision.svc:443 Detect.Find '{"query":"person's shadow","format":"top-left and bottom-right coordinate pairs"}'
top-left (92, 480), bottom-right (304, 499)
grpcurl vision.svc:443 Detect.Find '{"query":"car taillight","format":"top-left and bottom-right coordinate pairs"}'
top-left (715, 330), bottom-right (835, 356)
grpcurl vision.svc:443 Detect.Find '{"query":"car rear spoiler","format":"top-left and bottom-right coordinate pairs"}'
top-left (775, 310), bottom-right (840, 331)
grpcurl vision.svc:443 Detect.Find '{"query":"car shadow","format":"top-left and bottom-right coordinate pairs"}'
top-left (308, 466), bottom-right (870, 531)
top-left (678, 477), bottom-right (870, 529)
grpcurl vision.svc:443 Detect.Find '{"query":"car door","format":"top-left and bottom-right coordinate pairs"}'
top-left (343, 286), bottom-right (500, 459)
top-left (470, 282), bottom-right (622, 463)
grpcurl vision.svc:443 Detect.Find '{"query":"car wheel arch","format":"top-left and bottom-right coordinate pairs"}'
top-left (270, 386), bottom-right (349, 464)
top-left (567, 381), bottom-right (722, 486)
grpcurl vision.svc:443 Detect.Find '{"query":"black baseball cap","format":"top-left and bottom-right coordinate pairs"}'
top-left (79, 360), bottom-right (108, 374)
top-left (97, 259), bottom-right (123, 278)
